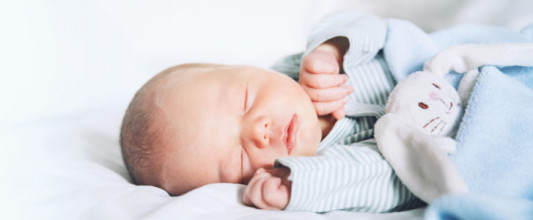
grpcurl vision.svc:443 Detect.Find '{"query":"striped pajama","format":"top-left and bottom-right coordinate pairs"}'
top-left (271, 11), bottom-right (424, 213)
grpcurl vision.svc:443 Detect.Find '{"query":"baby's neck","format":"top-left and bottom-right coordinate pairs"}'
top-left (318, 115), bottom-right (337, 140)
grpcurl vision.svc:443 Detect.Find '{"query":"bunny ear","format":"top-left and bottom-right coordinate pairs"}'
top-left (425, 43), bottom-right (533, 78)
top-left (457, 69), bottom-right (481, 106)
top-left (375, 114), bottom-right (469, 203)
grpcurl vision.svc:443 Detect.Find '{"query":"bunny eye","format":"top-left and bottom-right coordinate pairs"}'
top-left (432, 83), bottom-right (441, 89)
top-left (418, 102), bottom-right (429, 109)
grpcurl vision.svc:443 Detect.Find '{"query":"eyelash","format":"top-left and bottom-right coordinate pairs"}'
top-left (243, 85), bottom-right (249, 114)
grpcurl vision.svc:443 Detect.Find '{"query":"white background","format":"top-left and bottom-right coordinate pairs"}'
top-left (2, 0), bottom-right (533, 125)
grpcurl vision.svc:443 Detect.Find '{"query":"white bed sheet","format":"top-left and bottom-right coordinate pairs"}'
top-left (3, 105), bottom-right (426, 219)
top-left (2, 0), bottom-right (532, 219)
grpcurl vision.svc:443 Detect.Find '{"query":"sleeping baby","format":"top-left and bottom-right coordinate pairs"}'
top-left (120, 11), bottom-right (424, 212)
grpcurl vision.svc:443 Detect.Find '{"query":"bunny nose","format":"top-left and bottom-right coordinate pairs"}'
top-left (429, 91), bottom-right (440, 101)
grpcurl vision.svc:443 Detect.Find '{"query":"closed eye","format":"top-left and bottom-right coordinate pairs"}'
top-left (432, 83), bottom-right (441, 89)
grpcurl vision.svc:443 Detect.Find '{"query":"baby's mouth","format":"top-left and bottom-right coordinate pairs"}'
top-left (285, 114), bottom-right (299, 155)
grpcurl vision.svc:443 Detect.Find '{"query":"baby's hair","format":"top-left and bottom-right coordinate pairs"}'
top-left (120, 77), bottom-right (166, 185)
top-left (120, 63), bottom-right (226, 186)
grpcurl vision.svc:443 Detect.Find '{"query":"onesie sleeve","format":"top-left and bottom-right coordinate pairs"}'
top-left (270, 52), bottom-right (303, 81)
top-left (303, 11), bottom-right (387, 68)
top-left (275, 140), bottom-right (423, 213)
top-left (271, 11), bottom-right (387, 81)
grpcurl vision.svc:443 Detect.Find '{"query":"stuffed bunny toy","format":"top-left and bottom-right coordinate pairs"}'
top-left (375, 71), bottom-right (468, 203)
top-left (384, 71), bottom-right (463, 139)
top-left (374, 43), bottom-right (533, 203)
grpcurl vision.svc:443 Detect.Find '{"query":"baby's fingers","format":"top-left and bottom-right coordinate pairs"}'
top-left (313, 97), bottom-right (349, 116)
top-left (262, 178), bottom-right (290, 210)
top-left (305, 85), bottom-right (353, 102)
top-left (332, 108), bottom-right (346, 120)
top-left (301, 49), bottom-right (340, 74)
top-left (243, 169), bottom-right (270, 206)
top-left (300, 72), bottom-right (348, 89)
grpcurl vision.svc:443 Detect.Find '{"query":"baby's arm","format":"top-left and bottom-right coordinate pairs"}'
top-left (242, 167), bottom-right (291, 210)
top-left (299, 37), bottom-right (353, 119)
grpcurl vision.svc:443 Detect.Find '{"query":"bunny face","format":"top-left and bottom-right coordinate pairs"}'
top-left (385, 71), bottom-right (463, 137)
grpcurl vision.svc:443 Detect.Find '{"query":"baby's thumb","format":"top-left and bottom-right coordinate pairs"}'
top-left (304, 51), bottom-right (339, 74)
top-left (332, 108), bottom-right (345, 120)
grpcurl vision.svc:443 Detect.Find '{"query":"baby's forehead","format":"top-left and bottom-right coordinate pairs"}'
top-left (155, 66), bottom-right (262, 105)
top-left (157, 65), bottom-right (240, 90)
top-left (150, 67), bottom-right (242, 147)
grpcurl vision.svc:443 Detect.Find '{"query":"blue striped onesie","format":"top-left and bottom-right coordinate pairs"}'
top-left (271, 11), bottom-right (424, 213)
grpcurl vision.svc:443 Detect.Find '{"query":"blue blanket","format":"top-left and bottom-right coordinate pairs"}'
top-left (383, 19), bottom-right (533, 219)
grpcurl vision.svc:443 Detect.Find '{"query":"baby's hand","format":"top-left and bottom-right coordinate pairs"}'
top-left (242, 167), bottom-right (291, 210)
top-left (299, 37), bottom-right (353, 119)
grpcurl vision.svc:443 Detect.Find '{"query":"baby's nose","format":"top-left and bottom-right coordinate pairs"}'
top-left (251, 116), bottom-right (271, 148)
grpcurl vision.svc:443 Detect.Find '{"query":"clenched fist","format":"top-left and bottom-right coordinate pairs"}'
top-left (299, 37), bottom-right (353, 119)
top-left (242, 167), bottom-right (291, 210)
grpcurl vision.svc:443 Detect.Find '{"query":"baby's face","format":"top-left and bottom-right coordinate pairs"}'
top-left (154, 65), bottom-right (321, 195)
